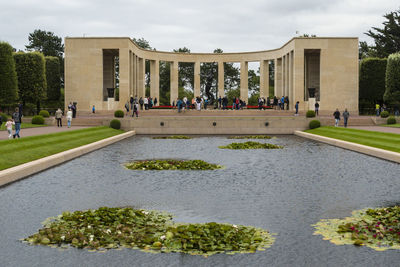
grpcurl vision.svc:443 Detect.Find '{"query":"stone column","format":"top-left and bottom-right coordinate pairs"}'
top-left (134, 55), bottom-right (138, 97)
top-left (150, 60), bottom-right (159, 105)
top-left (286, 53), bottom-right (290, 97)
top-left (282, 55), bottom-right (286, 97)
top-left (194, 61), bottom-right (201, 98)
top-left (118, 48), bottom-right (130, 107)
top-left (274, 58), bottom-right (282, 97)
top-left (170, 61), bottom-right (179, 105)
top-left (240, 61), bottom-right (248, 103)
top-left (288, 51), bottom-right (293, 110)
top-left (293, 49), bottom-right (305, 110)
top-left (138, 57), bottom-right (145, 98)
top-left (218, 61), bottom-right (224, 98)
top-left (259, 60), bottom-right (269, 98)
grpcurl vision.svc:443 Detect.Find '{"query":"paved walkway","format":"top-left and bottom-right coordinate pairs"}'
top-left (349, 126), bottom-right (400, 134)
top-left (0, 126), bottom-right (90, 140)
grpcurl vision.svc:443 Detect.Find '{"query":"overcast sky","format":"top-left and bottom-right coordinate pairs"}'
top-left (1, 0), bottom-right (399, 53)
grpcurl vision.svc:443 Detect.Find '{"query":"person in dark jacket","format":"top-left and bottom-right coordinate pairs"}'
top-left (342, 109), bottom-right (350, 127)
top-left (12, 107), bottom-right (21, 138)
top-left (333, 108), bottom-right (341, 127)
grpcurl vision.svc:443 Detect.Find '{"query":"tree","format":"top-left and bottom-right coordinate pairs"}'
top-left (45, 56), bottom-right (61, 101)
top-left (384, 52), bottom-right (400, 104)
top-left (359, 58), bottom-right (387, 103)
top-left (366, 9), bottom-right (400, 58)
top-left (0, 42), bottom-right (18, 111)
top-left (132, 38), bottom-right (154, 50)
top-left (133, 37), bottom-right (155, 92)
top-left (26, 29), bottom-right (64, 58)
top-left (14, 52), bottom-right (47, 113)
top-left (173, 47), bottom-right (194, 90)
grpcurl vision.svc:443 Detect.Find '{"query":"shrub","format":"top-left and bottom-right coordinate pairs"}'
top-left (110, 119), bottom-right (121, 129)
top-left (39, 110), bottom-right (50, 117)
top-left (31, 115), bottom-right (45, 124)
top-left (380, 110), bottom-right (389, 118)
top-left (306, 110), bottom-right (316, 118)
top-left (114, 110), bottom-right (124, 118)
top-left (45, 56), bottom-right (61, 101)
top-left (309, 120), bottom-right (321, 129)
top-left (359, 58), bottom-right (387, 104)
top-left (0, 42), bottom-right (18, 107)
top-left (384, 52), bottom-right (400, 104)
top-left (387, 116), bottom-right (396, 124)
top-left (0, 112), bottom-right (8, 123)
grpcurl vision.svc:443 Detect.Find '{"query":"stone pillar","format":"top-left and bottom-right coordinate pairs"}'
top-left (293, 49), bottom-right (305, 110)
top-left (170, 61), bottom-right (179, 105)
top-left (150, 60), bottom-right (159, 105)
top-left (138, 57), bottom-right (145, 97)
top-left (240, 61), bottom-right (248, 103)
top-left (274, 58), bottom-right (282, 97)
top-left (286, 53), bottom-right (290, 97)
top-left (259, 60), bottom-right (269, 98)
top-left (218, 61), bottom-right (225, 98)
top-left (134, 55), bottom-right (138, 97)
top-left (288, 51), bottom-right (293, 110)
top-left (118, 48), bottom-right (130, 108)
top-left (282, 55), bottom-right (286, 97)
top-left (194, 61), bottom-right (201, 98)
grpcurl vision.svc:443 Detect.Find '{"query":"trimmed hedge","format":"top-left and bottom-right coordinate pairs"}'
top-left (384, 53), bottom-right (400, 104)
top-left (31, 115), bottom-right (45, 124)
top-left (387, 116), bottom-right (396, 124)
top-left (45, 56), bottom-right (61, 101)
top-left (359, 58), bottom-right (387, 103)
top-left (309, 120), bottom-right (321, 129)
top-left (306, 110), bottom-right (316, 118)
top-left (114, 110), bottom-right (124, 118)
top-left (110, 119), bottom-right (121, 129)
top-left (0, 42), bottom-right (18, 108)
top-left (39, 110), bottom-right (50, 117)
top-left (380, 110), bottom-right (389, 118)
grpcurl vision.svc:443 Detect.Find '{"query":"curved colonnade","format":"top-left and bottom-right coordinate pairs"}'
top-left (65, 37), bottom-right (358, 113)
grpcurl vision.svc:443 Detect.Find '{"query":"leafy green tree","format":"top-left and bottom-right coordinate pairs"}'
top-left (359, 58), bottom-right (387, 103)
top-left (132, 38), bottom-right (154, 50)
top-left (0, 42), bottom-right (18, 111)
top-left (384, 52), bottom-right (400, 104)
top-left (45, 56), bottom-right (61, 101)
top-left (366, 9), bottom-right (400, 58)
top-left (133, 37), bottom-right (155, 92)
top-left (26, 29), bottom-right (64, 57)
top-left (14, 52), bottom-right (47, 113)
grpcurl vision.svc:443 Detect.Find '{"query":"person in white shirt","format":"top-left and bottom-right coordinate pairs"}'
top-left (67, 108), bottom-right (73, 128)
top-left (5, 118), bottom-right (15, 139)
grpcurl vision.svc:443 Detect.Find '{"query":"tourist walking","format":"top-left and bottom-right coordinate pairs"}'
top-left (342, 109), bottom-right (350, 128)
top-left (315, 102), bottom-right (320, 116)
top-left (5, 118), bottom-right (14, 139)
top-left (376, 103), bottom-right (380, 116)
top-left (55, 108), bottom-right (63, 127)
top-left (130, 95), bottom-right (134, 110)
top-left (67, 108), bottom-right (73, 128)
top-left (333, 108), bottom-right (341, 127)
top-left (144, 97), bottom-right (149, 110)
top-left (12, 107), bottom-right (21, 138)
top-left (177, 98), bottom-right (183, 113)
top-left (154, 97), bottom-right (158, 106)
top-left (71, 102), bottom-right (77, 118)
top-left (295, 101), bottom-right (299, 116)
top-left (92, 105), bottom-right (95, 113)
top-left (125, 100), bottom-right (130, 115)
top-left (285, 96), bottom-right (289, 110)
top-left (139, 97), bottom-right (144, 110)
top-left (132, 102), bottom-right (139, 117)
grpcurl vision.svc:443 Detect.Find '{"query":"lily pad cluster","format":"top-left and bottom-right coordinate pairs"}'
top-left (219, 141), bottom-right (282, 150)
top-left (152, 135), bottom-right (191, 139)
top-left (313, 206), bottom-right (400, 251)
top-left (24, 207), bottom-right (275, 256)
top-left (125, 159), bottom-right (223, 170)
top-left (228, 135), bottom-right (272, 139)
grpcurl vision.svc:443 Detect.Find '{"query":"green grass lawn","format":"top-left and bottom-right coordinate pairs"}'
top-left (306, 126), bottom-right (400, 153)
top-left (0, 122), bottom-right (47, 131)
top-left (0, 126), bottom-right (124, 170)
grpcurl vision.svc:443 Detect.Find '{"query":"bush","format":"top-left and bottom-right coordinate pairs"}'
top-left (0, 42), bottom-right (18, 107)
top-left (359, 58), bottom-right (387, 104)
top-left (309, 120), bottom-right (321, 129)
top-left (39, 110), bottom-right (50, 117)
top-left (110, 119), bottom-right (121, 129)
top-left (384, 52), bottom-right (400, 104)
top-left (387, 116), bottom-right (396, 124)
top-left (114, 110), bottom-right (124, 118)
top-left (0, 112), bottom-right (8, 123)
top-left (380, 110), bottom-right (389, 118)
top-left (306, 110), bottom-right (316, 118)
top-left (31, 115), bottom-right (45, 124)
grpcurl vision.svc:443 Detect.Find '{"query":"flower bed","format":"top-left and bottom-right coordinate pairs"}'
top-left (24, 207), bottom-right (275, 256)
top-left (313, 206), bottom-right (400, 251)
top-left (125, 159), bottom-right (223, 170)
top-left (152, 135), bottom-right (191, 139)
top-left (219, 141), bottom-right (282, 150)
top-left (228, 135), bottom-right (272, 139)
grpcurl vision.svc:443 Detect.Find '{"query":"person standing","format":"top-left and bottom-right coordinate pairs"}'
top-left (72, 102), bottom-right (77, 118)
top-left (130, 95), bottom-right (134, 111)
top-left (295, 101), bottom-right (299, 116)
top-left (12, 107), bottom-right (21, 138)
top-left (154, 97), bottom-right (158, 107)
top-left (6, 118), bottom-right (15, 139)
top-left (92, 105), bottom-right (95, 114)
top-left (315, 102), bottom-right (320, 116)
top-left (139, 97), bottom-right (144, 110)
top-left (55, 108), bottom-right (63, 127)
top-left (144, 97), bottom-right (149, 110)
top-left (376, 103), bottom-right (380, 116)
top-left (342, 109), bottom-right (350, 128)
top-left (67, 108), bottom-right (73, 128)
top-left (333, 108), bottom-right (341, 127)
top-left (132, 102), bottom-right (139, 117)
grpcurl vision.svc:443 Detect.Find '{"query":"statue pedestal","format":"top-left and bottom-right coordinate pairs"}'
top-left (308, 97), bottom-right (316, 111)
top-left (107, 97), bottom-right (115, 110)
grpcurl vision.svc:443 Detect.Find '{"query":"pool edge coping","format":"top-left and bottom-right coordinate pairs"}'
top-left (0, 130), bottom-right (136, 187)
top-left (294, 130), bottom-right (400, 164)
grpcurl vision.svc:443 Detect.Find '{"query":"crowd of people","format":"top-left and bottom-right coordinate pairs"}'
top-left (375, 103), bottom-right (400, 117)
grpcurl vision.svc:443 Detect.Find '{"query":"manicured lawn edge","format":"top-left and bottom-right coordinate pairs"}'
top-left (294, 130), bottom-right (400, 164)
top-left (0, 130), bottom-right (135, 187)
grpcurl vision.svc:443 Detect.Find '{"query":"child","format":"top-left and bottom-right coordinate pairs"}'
top-left (5, 118), bottom-right (15, 139)
top-left (92, 105), bottom-right (95, 113)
